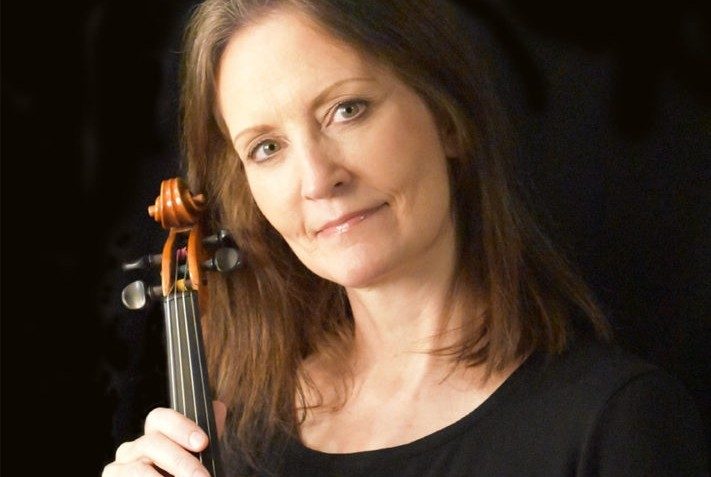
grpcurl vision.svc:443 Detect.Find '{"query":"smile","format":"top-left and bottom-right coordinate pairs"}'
top-left (315, 203), bottom-right (387, 237)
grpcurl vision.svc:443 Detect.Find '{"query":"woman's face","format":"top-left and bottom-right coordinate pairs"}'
top-left (217, 10), bottom-right (457, 289)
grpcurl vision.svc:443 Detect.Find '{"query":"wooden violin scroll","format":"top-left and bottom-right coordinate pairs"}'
top-left (148, 177), bottom-right (205, 229)
top-left (120, 177), bottom-right (243, 309)
top-left (148, 178), bottom-right (208, 298)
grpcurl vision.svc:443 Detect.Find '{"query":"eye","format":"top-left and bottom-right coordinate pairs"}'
top-left (331, 99), bottom-right (368, 124)
top-left (248, 139), bottom-right (281, 162)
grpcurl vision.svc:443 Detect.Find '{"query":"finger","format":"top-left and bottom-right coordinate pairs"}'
top-left (102, 460), bottom-right (163, 477)
top-left (213, 400), bottom-right (227, 438)
top-left (114, 432), bottom-right (210, 477)
top-left (143, 407), bottom-right (209, 452)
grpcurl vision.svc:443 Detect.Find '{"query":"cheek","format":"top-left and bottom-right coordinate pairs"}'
top-left (245, 171), bottom-right (297, 236)
top-left (362, 113), bottom-right (448, 198)
top-left (381, 129), bottom-right (452, 225)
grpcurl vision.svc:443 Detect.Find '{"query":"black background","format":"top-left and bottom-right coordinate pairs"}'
top-left (2, 1), bottom-right (709, 474)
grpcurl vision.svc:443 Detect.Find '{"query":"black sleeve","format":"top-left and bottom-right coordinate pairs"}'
top-left (577, 370), bottom-right (709, 476)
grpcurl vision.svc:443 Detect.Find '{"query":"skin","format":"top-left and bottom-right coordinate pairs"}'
top-left (104, 8), bottom-right (517, 475)
top-left (219, 13), bottom-right (458, 294)
top-left (102, 403), bottom-right (226, 477)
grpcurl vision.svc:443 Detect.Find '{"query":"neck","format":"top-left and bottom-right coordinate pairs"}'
top-left (344, 224), bottom-right (473, 373)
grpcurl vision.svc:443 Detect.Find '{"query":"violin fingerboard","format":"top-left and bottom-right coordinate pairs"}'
top-left (164, 292), bottom-right (224, 477)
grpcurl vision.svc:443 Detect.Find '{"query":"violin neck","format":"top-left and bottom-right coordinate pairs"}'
top-left (164, 292), bottom-right (223, 477)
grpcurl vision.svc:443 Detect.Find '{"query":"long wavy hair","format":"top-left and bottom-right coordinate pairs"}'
top-left (179, 0), bottom-right (611, 472)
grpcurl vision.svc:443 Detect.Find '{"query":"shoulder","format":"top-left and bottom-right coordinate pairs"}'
top-left (533, 333), bottom-right (660, 399)
top-left (515, 333), bottom-right (666, 420)
top-left (523, 331), bottom-right (693, 399)
top-left (578, 369), bottom-right (708, 476)
top-left (524, 334), bottom-right (709, 476)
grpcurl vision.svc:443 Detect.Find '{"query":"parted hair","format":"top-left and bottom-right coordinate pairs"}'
top-left (179, 0), bottom-right (610, 471)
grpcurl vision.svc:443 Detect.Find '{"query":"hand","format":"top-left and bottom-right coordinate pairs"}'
top-left (102, 401), bottom-right (227, 477)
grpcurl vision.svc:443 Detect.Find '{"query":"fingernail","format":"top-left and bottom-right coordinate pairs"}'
top-left (189, 430), bottom-right (207, 449)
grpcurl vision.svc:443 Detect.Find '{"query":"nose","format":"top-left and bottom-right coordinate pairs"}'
top-left (297, 138), bottom-right (351, 200)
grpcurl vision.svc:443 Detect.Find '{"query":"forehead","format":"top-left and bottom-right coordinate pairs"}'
top-left (216, 9), bottom-right (378, 118)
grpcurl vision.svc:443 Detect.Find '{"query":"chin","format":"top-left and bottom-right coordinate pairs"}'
top-left (298, 244), bottom-right (398, 289)
top-left (319, 259), bottom-right (393, 290)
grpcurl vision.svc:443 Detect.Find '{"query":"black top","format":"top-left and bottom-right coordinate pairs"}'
top-left (249, 335), bottom-right (708, 476)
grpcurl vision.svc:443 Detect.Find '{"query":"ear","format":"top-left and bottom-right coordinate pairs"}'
top-left (441, 126), bottom-right (464, 158)
top-left (438, 114), bottom-right (464, 158)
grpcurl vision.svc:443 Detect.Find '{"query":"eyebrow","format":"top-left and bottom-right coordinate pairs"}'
top-left (231, 77), bottom-right (377, 146)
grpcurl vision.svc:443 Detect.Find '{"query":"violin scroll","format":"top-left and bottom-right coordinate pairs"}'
top-left (148, 177), bottom-right (205, 229)
top-left (120, 177), bottom-right (243, 310)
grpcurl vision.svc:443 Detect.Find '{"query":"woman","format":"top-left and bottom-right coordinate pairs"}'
top-left (103, 0), bottom-right (707, 476)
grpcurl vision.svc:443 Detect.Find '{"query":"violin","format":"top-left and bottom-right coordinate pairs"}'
top-left (120, 178), bottom-right (242, 477)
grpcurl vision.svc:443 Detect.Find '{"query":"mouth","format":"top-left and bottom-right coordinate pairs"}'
top-left (315, 203), bottom-right (387, 237)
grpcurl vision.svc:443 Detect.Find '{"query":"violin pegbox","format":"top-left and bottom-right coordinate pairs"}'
top-left (120, 178), bottom-right (243, 310)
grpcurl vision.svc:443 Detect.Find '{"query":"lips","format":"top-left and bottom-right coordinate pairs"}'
top-left (315, 203), bottom-right (386, 237)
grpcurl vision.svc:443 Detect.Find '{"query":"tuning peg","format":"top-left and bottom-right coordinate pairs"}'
top-left (202, 230), bottom-right (234, 247)
top-left (202, 247), bottom-right (244, 272)
top-left (121, 280), bottom-right (162, 310)
top-left (121, 254), bottom-right (162, 272)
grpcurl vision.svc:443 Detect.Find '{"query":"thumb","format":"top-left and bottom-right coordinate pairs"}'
top-left (213, 400), bottom-right (227, 439)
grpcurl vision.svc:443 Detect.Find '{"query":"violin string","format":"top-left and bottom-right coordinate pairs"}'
top-left (181, 286), bottom-right (199, 427)
top-left (187, 291), bottom-right (218, 475)
top-left (180, 247), bottom-right (200, 427)
top-left (182, 243), bottom-right (215, 472)
top-left (164, 299), bottom-right (177, 411)
top-left (175, 249), bottom-right (188, 416)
